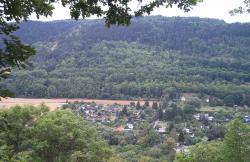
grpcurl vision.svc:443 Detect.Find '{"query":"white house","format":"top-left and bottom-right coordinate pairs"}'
top-left (127, 123), bottom-right (134, 130)
top-left (194, 114), bottom-right (200, 120)
top-left (158, 127), bottom-right (166, 133)
top-left (183, 128), bottom-right (192, 134)
top-left (176, 145), bottom-right (189, 153)
top-left (208, 116), bottom-right (214, 121)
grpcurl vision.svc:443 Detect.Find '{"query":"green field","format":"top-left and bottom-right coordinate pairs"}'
top-left (198, 106), bottom-right (234, 112)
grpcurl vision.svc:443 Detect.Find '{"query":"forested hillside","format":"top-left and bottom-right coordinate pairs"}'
top-left (2, 16), bottom-right (250, 106)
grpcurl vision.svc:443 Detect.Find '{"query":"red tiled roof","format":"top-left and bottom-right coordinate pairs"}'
top-left (115, 126), bottom-right (124, 132)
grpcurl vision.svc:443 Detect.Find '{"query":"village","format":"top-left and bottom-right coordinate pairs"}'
top-left (62, 95), bottom-right (250, 153)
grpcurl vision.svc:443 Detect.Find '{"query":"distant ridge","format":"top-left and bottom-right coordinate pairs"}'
top-left (1, 16), bottom-right (250, 106)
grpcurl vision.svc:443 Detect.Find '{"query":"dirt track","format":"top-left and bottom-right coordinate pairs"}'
top-left (0, 98), bottom-right (154, 110)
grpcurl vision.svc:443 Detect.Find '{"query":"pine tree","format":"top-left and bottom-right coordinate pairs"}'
top-left (152, 102), bottom-right (158, 109)
top-left (178, 131), bottom-right (185, 144)
top-left (144, 101), bottom-right (150, 107)
top-left (158, 108), bottom-right (164, 120)
top-left (136, 101), bottom-right (141, 110)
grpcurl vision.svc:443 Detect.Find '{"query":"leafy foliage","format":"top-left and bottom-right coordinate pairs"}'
top-left (223, 118), bottom-right (250, 162)
top-left (175, 141), bottom-right (224, 162)
top-left (175, 119), bottom-right (250, 162)
top-left (0, 105), bottom-right (111, 162)
top-left (230, 0), bottom-right (250, 15)
top-left (0, 0), bottom-right (201, 97)
top-left (2, 17), bottom-right (250, 106)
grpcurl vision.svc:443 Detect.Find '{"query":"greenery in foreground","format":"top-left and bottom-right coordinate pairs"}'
top-left (176, 118), bottom-right (250, 162)
top-left (0, 105), bottom-right (249, 162)
top-left (0, 105), bottom-right (111, 162)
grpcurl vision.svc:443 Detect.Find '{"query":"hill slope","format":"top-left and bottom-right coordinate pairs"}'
top-left (1, 16), bottom-right (250, 106)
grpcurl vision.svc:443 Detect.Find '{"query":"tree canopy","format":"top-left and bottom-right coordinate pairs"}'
top-left (230, 0), bottom-right (250, 15)
top-left (2, 17), bottom-right (250, 106)
top-left (0, 0), bottom-right (249, 98)
top-left (175, 119), bottom-right (250, 162)
top-left (0, 105), bottom-right (111, 162)
top-left (0, 0), bottom-right (201, 97)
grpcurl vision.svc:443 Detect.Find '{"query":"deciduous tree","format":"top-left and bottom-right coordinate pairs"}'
top-left (223, 119), bottom-right (250, 162)
top-left (230, 0), bottom-right (250, 15)
top-left (0, 0), bottom-right (201, 97)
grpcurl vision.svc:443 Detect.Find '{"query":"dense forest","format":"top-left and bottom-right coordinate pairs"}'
top-left (2, 16), bottom-right (250, 106)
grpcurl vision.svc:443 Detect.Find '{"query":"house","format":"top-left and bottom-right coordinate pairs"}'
top-left (180, 93), bottom-right (195, 101)
top-left (244, 115), bottom-right (250, 123)
top-left (181, 97), bottom-right (186, 102)
top-left (176, 145), bottom-right (189, 153)
top-left (127, 123), bottom-right (134, 130)
top-left (115, 126), bottom-right (125, 132)
top-left (85, 110), bottom-right (90, 114)
top-left (194, 114), bottom-right (200, 120)
top-left (80, 106), bottom-right (85, 110)
top-left (158, 127), bottom-right (166, 133)
top-left (208, 116), bottom-right (214, 121)
top-left (183, 128), bottom-right (192, 134)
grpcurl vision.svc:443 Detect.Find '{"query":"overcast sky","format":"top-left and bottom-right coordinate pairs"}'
top-left (30, 0), bottom-right (250, 23)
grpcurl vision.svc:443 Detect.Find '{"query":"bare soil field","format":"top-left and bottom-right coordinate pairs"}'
top-left (0, 98), bottom-right (155, 110)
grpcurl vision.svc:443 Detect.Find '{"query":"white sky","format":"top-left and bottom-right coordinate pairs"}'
top-left (30, 0), bottom-right (250, 23)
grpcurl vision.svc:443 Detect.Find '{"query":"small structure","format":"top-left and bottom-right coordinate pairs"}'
top-left (208, 116), bottom-right (214, 121)
top-left (183, 128), bottom-right (192, 134)
top-left (127, 123), bottom-right (134, 130)
top-left (194, 114), bottom-right (200, 120)
top-left (176, 145), bottom-right (189, 153)
top-left (244, 116), bottom-right (250, 123)
top-left (115, 126), bottom-right (125, 132)
top-left (158, 127), bottom-right (166, 133)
